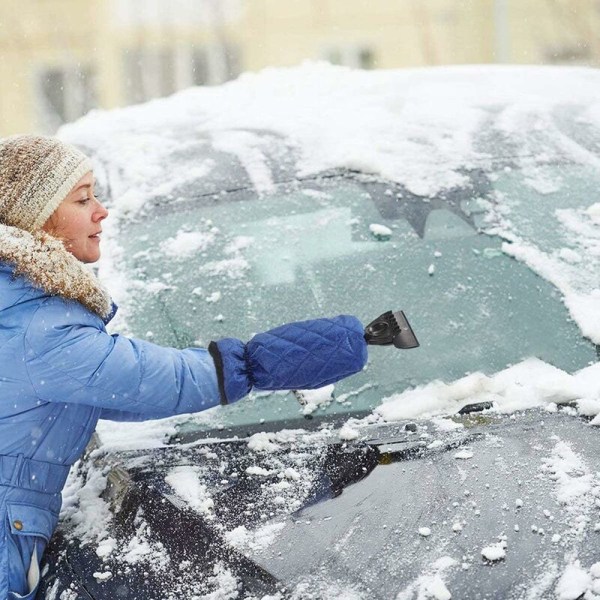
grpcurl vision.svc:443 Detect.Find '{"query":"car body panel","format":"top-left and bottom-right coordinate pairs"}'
top-left (49, 65), bottom-right (600, 598)
top-left (42, 409), bottom-right (600, 599)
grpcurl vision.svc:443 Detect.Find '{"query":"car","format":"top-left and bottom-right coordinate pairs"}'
top-left (39, 64), bottom-right (600, 599)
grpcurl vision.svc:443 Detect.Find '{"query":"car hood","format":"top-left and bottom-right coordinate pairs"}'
top-left (46, 408), bottom-right (600, 599)
top-left (251, 410), bottom-right (600, 599)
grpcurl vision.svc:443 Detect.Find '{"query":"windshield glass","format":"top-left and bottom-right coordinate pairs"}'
top-left (115, 164), bottom-right (599, 430)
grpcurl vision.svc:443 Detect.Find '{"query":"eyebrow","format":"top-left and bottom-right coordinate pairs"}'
top-left (72, 180), bottom-right (96, 192)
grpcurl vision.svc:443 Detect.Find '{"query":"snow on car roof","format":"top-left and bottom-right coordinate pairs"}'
top-left (61, 62), bottom-right (600, 199)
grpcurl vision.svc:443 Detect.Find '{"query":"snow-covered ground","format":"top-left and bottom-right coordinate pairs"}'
top-left (57, 64), bottom-right (600, 599)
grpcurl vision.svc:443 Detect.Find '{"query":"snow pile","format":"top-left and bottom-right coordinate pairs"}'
top-left (247, 432), bottom-right (281, 453)
top-left (60, 462), bottom-right (112, 547)
top-left (481, 537), bottom-right (507, 562)
top-left (165, 465), bottom-right (215, 515)
top-left (374, 358), bottom-right (600, 423)
top-left (396, 556), bottom-right (457, 600)
top-left (454, 450), bottom-right (474, 460)
top-left (555, 562), bottom-right (595, 600)
top-left (225, 522), bottom-right (286, 553)
top-left (211, 130), bottom-right (276, 194)
top-left (338, 423), bottom-right (360, 440)
top-left (487, 198), bottom-right (600, 344)
top-left (290, 579), bottom-right (364, 600)
top-left (295, 385), bottom-right (335, 415)
top-left (540, 440), bottom-right (599, 540)
top-left (245, 465), bottom-right (272, 476)
top-left (369, 223), bottom-right (392, 239)
top-left (543, 441), bottom-right (594, 507)
top-left (121, 514), bottom-right (169, 567)
top-left (62, 64), bottom-right (600, 206)
top-left (196, 562), bottom-right (243, 600)
top-left (160, 229), bottom-right (216, 258)
top-left (61, 463), bottom-right (172, 581)
top-left (94, 408), bottom-right (220, 452)
top-left (431, 417), bottom-right (463, 432)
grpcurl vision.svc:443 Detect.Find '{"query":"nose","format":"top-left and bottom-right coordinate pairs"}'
top-left (94, 200), bottom-right (109, 222)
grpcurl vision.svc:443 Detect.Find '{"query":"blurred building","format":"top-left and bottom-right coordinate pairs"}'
top-left (0, 0), bottom-right (598, 136)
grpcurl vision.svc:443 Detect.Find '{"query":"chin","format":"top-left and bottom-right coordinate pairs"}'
top-left (75, 249), bottom-right (101, 264)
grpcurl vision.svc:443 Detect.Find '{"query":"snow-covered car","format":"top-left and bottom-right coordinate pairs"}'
top-left (40, 65), bottom-right (600, 599)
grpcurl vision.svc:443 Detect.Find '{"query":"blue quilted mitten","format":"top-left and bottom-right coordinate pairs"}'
top-left (208, 315), bottom-right (368, 405)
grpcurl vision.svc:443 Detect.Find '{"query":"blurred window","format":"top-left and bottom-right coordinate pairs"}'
top-left (222, 43), bottom-right (242, 81)
top-left (191, 47), bottom-right (210, 85)
top-left (544, 43), bottom-right (592, 65)
top-left (322, 45), bottom-right (375, 69)
top-left (358, 48), bottom-right (376, 70)
top-left (36, 66), bottom-right (96, 133)
top-left (113, 0), bottom-right (242, 28)
top-left (194, 43), bottom-right (242, 85)
top-left (124, 43), bottom-right (241, 101)
top-left (123, 47), bottom-right (177, 103)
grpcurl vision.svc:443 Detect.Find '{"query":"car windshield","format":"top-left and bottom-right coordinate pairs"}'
top-left (114, 159), bottom-right (599, 431)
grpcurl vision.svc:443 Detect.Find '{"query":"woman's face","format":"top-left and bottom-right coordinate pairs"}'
top-left (42, 171), bottom-right (108, 263)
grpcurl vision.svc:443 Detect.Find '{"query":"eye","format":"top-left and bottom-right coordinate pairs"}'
top-left (78, 197), bottom-right (91, 204)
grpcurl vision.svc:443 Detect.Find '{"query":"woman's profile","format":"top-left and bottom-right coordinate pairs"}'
top-left (0, 134), bottom-right (367, 598)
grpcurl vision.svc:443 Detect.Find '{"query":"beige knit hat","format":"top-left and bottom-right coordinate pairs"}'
top-left (0, 134), bottom-right (93, 232)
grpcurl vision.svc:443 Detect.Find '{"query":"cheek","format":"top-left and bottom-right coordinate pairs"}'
top-left (61, 216), bottom-right (88, 241)
top-left (45, 204), bottom-right (93, 242)
top-left (47, 209), bottom-right (73, 235)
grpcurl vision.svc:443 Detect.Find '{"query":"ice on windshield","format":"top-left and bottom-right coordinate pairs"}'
top-left (59, 64), bottom-right (600, 440)
top-left (60, 64), bottom-right (600, 347)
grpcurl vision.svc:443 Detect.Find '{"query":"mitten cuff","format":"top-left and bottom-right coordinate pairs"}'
top-left (208, 338), bottom-right (253, 404)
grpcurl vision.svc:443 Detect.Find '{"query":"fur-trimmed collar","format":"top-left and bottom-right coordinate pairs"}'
top-left (0, 223), bottom-right (112, 319)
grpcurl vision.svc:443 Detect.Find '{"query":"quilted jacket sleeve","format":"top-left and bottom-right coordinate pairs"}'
top-left (24, 297), bottom-right (222, 417)
top-left (209, 315), bottom-right (368, 404)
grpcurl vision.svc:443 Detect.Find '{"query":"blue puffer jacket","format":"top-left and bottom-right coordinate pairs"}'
top-left (0, 225), bottom-right (367, 599)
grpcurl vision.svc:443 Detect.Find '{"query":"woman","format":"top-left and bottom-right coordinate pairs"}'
top-left (0, 135), bottom-right (367, 599)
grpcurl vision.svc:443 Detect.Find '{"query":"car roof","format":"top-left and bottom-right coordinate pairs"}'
top-left (61, 64), bottom-right (600, 207)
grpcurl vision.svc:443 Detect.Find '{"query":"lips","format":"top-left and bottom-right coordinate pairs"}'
top-left (88, 231), bottom-right (102, 239)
